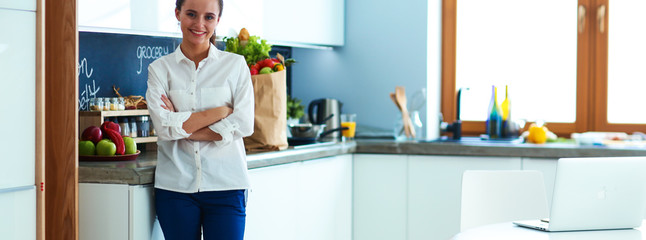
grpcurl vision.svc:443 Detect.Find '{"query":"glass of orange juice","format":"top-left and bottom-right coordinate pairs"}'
top-left (341, 113), bottom-right (357, 140)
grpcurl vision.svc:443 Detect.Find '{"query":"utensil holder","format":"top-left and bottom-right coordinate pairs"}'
top-left (394, 111), bottom-right (423, 141)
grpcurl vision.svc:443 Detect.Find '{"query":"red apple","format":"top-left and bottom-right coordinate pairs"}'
top-left (81, 126), bottom-right (102, 144)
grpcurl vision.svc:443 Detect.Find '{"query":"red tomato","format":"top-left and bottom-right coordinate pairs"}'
top-left (260, 59), bottom-right (275, 69)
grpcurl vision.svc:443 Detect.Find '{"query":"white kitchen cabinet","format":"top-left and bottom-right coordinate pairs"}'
top-left (78, 0), bottom-right (180, 36)
top-left (352, 154), bottom-right (521, 240)
top-left (219, 0), bottom-right (345, 46)
top-left (353, 154), bottom-right (408, 240)
top-left (245, 161), bottom-right (300, 240)
top-left (261, 0), bottom-right (344, 46)
top-left (0, 7), bottom-right (37, 240)
top-left (298, 154), bottom-right (352, 239)
top-left (407, 155), bottom-right (521, 240)
top-left (79, 183), bottom-right (159, 240)
top-left (521, 157), bottom-right (559, 209)
top-left (78, 0), bottom-right (344, 46)
top-left (246, 154), bottom-right (352, 240)
top-left (0, 187), bottom-right (36, 240)
top-left (0, 7), bottom-right (36, 190)
top-left (0, 1), bottom-right (36, 11)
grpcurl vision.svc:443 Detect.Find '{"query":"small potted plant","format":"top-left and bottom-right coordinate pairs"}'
top-left (287, 94), bottom-right (305, 125)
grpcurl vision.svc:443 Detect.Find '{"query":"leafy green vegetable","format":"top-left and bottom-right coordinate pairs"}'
top-left (224, 35), bottom-right (272, 66)
top-left (287, 95), bottom-right (305, 120)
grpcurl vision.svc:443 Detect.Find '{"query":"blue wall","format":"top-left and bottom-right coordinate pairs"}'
top-left (291, 0), bottom-right (430, 135)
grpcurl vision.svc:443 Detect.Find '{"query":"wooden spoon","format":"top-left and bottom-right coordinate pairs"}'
top-left (395, 86), bottom-right (415, 138)
top-left (390, 93), bottom-right (401, 111)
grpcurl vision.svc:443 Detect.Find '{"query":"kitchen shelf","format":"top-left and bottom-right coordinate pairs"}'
top-left (133, 136), bottom-right (156, 144)
top-left (79, 109), bottom-right (157, 143)
top-left (79, 109), bottom-right (150, 118)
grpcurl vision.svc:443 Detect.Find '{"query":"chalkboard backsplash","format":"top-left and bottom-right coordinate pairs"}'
top-left (78, 31), bottom-right (293, 111)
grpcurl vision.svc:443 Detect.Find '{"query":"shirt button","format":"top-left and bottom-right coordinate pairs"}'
top-left (195, 151), bottom-right (198, 154)
top-left (190, 92), bottom-right (193, 95)
top-left (192, 108), bottom-right (195, 111)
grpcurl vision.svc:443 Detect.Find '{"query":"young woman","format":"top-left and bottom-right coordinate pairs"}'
top-left (145, 0), bottom-right (254, 239)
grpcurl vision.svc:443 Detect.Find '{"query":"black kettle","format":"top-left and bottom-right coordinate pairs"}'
top-left (308, 98), bottom-right (343, 140)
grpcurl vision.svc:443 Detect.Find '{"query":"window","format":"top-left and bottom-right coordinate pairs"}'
top-left (606, 1), bottom-right (646, 124)
top-left (441, 0), bottom-right (644, 136)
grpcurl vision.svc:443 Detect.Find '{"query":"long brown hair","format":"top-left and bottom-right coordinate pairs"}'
top-left (175, 0), bottom-right (223, 45)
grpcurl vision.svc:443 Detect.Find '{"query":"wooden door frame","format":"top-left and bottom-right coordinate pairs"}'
top-left (44, 0), bottom-right (78, 239)
top-left (36, 0), bottom-right (45, 239)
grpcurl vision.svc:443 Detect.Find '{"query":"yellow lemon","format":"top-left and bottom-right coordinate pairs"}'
top-left (528, 124), bottom-right (547, 144)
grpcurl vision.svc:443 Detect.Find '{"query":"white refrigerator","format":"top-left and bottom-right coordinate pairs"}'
top-left (0, 2), bottom-right (37, 240)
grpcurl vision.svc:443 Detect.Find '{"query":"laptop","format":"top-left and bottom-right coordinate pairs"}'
top-left (513, 156), bottom-right (646, 232)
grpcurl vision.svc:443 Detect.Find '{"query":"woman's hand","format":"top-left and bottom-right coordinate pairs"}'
top-left (161, 94), bottom-right (176, 112)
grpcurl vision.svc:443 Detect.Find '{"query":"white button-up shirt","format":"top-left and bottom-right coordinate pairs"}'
top-left (146, 44), bottom-right (254, 193)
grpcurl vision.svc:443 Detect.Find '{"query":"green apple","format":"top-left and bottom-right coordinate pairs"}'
top-left (78, 140), bottom-right (96, 155)
top-left (123, 137), bottom-right (137, 155)
top-left (96, 139), bottom-right (116, 156)
top-left (259, 67), bottom-right (274, 74)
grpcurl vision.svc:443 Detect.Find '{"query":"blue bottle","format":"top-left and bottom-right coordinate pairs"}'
top-left (486, 86), bottom-right (502, 139)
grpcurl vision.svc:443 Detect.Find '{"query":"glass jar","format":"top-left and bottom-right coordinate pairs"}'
top-left (112, 117), bottom-right (119, 124)
top-left (102, 97), bottom-right (110, 111)
top-left (119, 117), bottom-right (130, 137)
top-left (90, 98), bottom-right (102, 111)
top-left (118, 97), bottom-right (126, 111)
top-left (137, 116), bottom-right (150, 137)
top-left (129, 117), bottom-right (138, 138)
top-left (110, 97), bottom-right (118, 111)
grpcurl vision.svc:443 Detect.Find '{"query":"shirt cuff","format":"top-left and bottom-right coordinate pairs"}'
top-left (208, 118), bottom-right (239, 146)
top-left (161, 111), bottom-right (191, 128)
top-left (161, 111), bottom-right (191, 138)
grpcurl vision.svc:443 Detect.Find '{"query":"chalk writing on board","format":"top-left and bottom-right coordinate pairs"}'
top-left (78, 58), bottom-right (100, 111)
top-left (137, 45), bottom-right (169, 74)
top-left (78, 58), bottom-right (93, 79)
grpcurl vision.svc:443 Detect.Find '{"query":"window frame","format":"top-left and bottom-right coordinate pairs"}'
top-left (440, 0), bottom-right (644, 137)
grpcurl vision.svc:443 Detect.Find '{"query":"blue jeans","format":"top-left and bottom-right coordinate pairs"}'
top-left (155, 188), bottom-right (247, 240)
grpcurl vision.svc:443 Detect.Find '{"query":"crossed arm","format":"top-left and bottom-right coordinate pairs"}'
top-left (161, 94), bottom-right (232, 141)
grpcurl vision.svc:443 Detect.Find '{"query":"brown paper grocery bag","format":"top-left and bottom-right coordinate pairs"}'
top-left (244, 70), bottom-right (288, 151)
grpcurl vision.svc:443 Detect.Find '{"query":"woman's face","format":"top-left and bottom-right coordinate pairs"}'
top-left (175, 0), bottom-right (220, 48)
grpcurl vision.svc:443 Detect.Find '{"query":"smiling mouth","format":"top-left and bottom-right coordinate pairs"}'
top-left (190, 29), bottom-right (207, 36)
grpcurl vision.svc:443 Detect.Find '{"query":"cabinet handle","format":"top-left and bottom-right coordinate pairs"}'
top-left (597, 4), bottom-right (606, 33)
top-left (578, 5), bottom-right (586, 33)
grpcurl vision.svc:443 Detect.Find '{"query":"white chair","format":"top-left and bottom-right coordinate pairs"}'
top-left (460, 170), bottom-right (549, 231)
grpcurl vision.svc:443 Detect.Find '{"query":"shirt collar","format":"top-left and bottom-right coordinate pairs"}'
top-left (174, 43), bottom-right (221, 64)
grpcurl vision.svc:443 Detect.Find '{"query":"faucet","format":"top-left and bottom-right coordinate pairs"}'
top-left (439, 88), bottom-right (464, 140)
